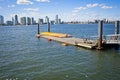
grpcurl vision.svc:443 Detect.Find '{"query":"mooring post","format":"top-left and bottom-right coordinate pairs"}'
top-left (115, 20), bottom-right (119, 34)
top-left (97, 20), bottom-right (103, 50)
top-left (48, 22), bottom-right (50, 32)
top-left (36, 23), bottom-right (40, 38)
top-left (38, 23), bottom-right (40, 34)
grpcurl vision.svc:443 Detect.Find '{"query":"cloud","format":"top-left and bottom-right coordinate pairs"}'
top-left (17, 0), bottom-right (33, 5)
top-left (24, 8), bottom-right (39, 11)
top-left (86, 3), bottom-right (99, 8)
top-left (36, 0), bottom-right (50, 2)
top-left (72, 3), bottom-right (113, 15)
top-left (101, 5), bottom-right (113, 9)
top-left (86, 3), bottom-right (113, 9)
top-left (72, 7), bottom-right (86, 13)
top-left (74, 7), bottom-right (87, 10)
top-left (72, 10), bottom-right (79, 13)
top-left (8, 5), bottom-right (15, 8)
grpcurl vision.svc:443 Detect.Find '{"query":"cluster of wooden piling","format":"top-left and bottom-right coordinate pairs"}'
top-left (97, 20), bottom-right (119, 50)
top-left (36, 21), bottom-right (119, 50)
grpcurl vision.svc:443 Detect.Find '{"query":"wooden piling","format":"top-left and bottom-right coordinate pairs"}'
top-left (48, 22), bottom-right (50, 32)
top-left (36, 23), bottom-right (40, 38)
top-left (115, 20), bottom-right (119, 34)
top-left (97, 20), bottom-right (103, 50)
top-left (38, 23), bottom-right (40, 34)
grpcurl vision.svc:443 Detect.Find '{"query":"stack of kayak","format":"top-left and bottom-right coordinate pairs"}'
top-left (41, 32), bottom-right (71, 38)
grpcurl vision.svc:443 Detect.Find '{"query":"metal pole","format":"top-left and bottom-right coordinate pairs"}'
top-left (115, 20), bottom-right (119, 34)
top-left (97, 20), bottom-right (103, 50)
top-left (38, 23), bottom-right (40, 34)
top-left (48, 22), bottom-right (50, 32)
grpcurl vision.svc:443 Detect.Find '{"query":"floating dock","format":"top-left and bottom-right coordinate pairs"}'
top-left (36, 21), bottom-right (120, 50)
top-left (36, 32), bottom-right (97, 49)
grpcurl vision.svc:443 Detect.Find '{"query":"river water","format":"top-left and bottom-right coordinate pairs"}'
top-left (0, 24), bottom-right (120, 80)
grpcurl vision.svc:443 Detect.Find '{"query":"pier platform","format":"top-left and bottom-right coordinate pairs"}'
top-left (37, 34), bottom-right (97, 49)
top-left (36, 32), bottom-right (120, 50)
top-left (36, 20), bottom-right (120, 50)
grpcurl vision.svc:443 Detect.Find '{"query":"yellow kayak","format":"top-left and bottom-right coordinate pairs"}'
top-left (41, 32), bottom-right (70, 38)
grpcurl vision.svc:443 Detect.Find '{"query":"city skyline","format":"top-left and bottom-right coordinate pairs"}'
top-left (0, 0), bottom-right (120, 22)
top-left (0, 14), bottom-right (63, 25)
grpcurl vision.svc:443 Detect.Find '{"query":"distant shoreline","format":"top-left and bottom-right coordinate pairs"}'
top-left (0, 22), bottom-right (117, 27)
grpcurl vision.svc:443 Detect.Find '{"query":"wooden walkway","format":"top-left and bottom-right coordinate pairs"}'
top-left (39, 35), bottom-right (97, 49)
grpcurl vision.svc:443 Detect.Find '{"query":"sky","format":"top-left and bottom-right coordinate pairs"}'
top-left (0, 0), bottom-right (120, 22)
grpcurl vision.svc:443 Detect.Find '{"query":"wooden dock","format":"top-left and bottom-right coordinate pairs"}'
top-left (37, 35), bottom-right (97, 49)
top-left (36, 20), bottom-right (120, 50)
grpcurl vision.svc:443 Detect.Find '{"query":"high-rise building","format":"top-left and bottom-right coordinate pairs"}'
top-left (38, 18), bottom-right (44, 24)
top-left (26, 17), bottom-right (31, 25)
top-left (0, 15), bottom-right (4, 25)
top-left (12, 17), bottom-right (14, 25)
top-left (45, 16), bottom-right (49, 23)
top-left (14, 15), bottom-right (19, 25)
top-left (31, 17), bottom-right (35, 25)
top-left (55, 15), bottom-right (59, 24)
top-left (20, 17), bottom-right (26, 25)
top-left (58, 19), bottom-right (61, 24)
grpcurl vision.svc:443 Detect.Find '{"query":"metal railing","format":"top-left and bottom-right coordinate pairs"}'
top-left (90, 34), bottom-right (120, 44)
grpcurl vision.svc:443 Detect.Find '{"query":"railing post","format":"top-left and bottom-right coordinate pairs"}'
top-left (97, 20), bottom-right (103, 50)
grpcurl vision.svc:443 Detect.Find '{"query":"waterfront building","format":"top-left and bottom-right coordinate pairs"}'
top-left (6, 21), bottom-right (13, 25)
top-left (103, 18), bottom-right (109, 23)
top-left (55, 15), bottom-right (59, 24)
top-left (12, 17), bottom-right (14, 25)
top-left (14, 15), bottom-right (19, 25)
top-left (31, 17), bottom-right (35, 25)
top-left (20, 17), bottom-right (26, 25)
top-left (38, 18), bottom-right (44, 24)
top-left (50, 20), bottom-right (55, 24)
top-left (26, 17), bottom-right (31, 25)
top-left (94, 19), bottom-right (99, 23)
top-left (0, 15), bottom-right (4, 25)
top-left (33, 20), bottom-right (36, 24)
top-left (45, 16), bottom-right (49, 23)
top-left (58, 19), bottom-right (61, 24)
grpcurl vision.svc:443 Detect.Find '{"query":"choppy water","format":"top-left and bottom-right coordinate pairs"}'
top-left (0, 24), bottom-right (120, 80)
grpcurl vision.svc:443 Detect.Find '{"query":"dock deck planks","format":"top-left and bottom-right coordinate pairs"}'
top-left (40, 35), bottom-right (97, 49)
